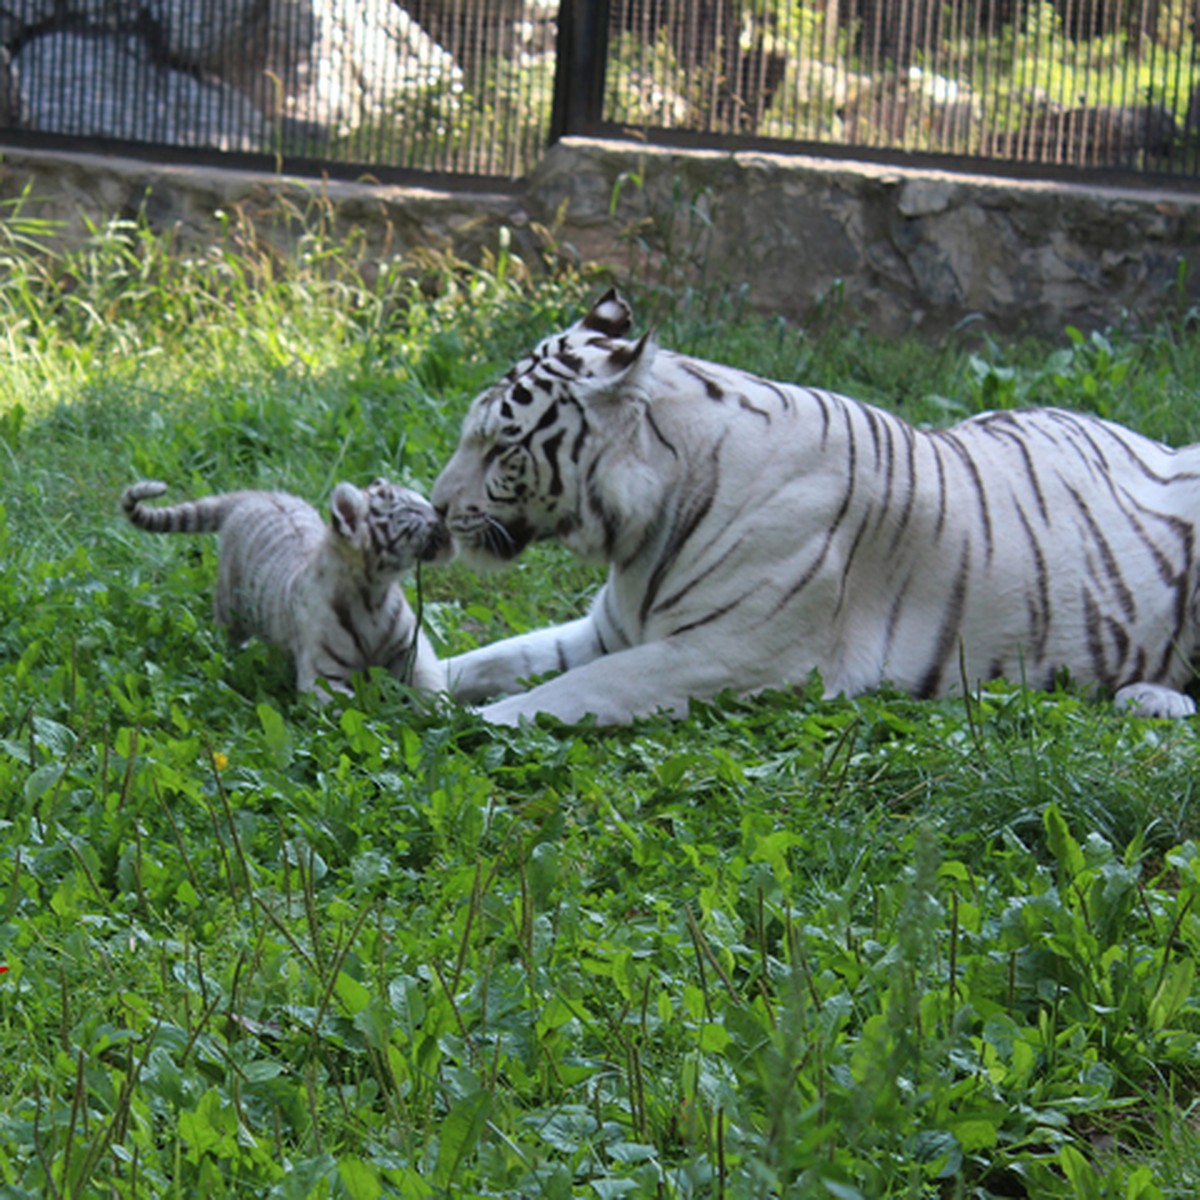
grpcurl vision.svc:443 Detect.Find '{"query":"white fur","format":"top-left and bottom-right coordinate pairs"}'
top-left (433, 294), bottom-right (1200, 726)
top-left (123, 480), bottom-right (448, 702)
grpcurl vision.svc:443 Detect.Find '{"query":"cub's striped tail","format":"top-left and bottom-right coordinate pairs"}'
top-left (122, 481), bottom-right (230, 534)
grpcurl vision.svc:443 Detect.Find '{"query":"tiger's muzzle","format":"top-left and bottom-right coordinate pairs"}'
top-left (418, 517), bottom-right (454, 563)
top-left (438, 507), bottom-right (536, 566)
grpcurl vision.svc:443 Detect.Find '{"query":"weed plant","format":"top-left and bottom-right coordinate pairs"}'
top-left (0, 191), bottom-right (1199, 1198)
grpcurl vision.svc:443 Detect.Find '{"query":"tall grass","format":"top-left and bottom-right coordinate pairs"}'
top-left (0, 193), bottom-right (1199, 1198)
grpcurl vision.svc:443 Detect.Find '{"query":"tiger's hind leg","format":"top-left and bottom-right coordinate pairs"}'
top-left (1113, 682), bottom-right (1196, 719)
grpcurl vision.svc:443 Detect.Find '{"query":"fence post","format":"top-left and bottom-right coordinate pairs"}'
top-left (550, 0), bottom-right (610, 142)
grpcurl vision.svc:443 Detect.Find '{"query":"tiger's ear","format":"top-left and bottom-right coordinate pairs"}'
top-left (330, 482), bottom-right (368, 541)
top-left (580, 288), bottom-right (633, 338)
top-left (582, 330), bottom-right (657, 405)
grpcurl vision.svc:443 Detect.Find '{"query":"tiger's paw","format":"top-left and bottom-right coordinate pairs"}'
top-left (1113, 682), bottom-right (1197, 720)
top-left (473, 697), bottom-right (527, 727)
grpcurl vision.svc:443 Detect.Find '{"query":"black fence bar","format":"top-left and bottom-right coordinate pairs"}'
top-left (550, 0), bottom-right (611, 142)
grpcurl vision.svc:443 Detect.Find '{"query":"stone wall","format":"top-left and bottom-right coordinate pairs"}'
top-left (1, 136), bottom-right (1198, 340)
top-left (0, 141), bottom-right (527, 269)
top-left (528, 139), bottom-right (1200, 339)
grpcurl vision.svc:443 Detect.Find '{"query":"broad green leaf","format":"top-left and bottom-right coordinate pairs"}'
top-left (256, 701), bottom-right (292, 767)
top-left (606, 1142), bottom-right (658, 1165)
top-left (750, 829), bottom-right (794, 884)
top-left (938, 860), bottom-right (971, 883)
top-left (24, 761), bottom-right (64, 803)
top-left (1058, 1145), bottom-right (1103, 1200)
top-left (591, 1179), bottom-right (638, 1199)
top-left (536, 993), bottom-right (578, 1036)
top-left (1125, 1165), bottom-right (1166, 1200)
top-left (31, 716), bottom-right (77, 756)
top-left (338, 1155), bottom-right (383, 1200)
top-left (178, 1088), bottom-right (238, 1163)
top-left (335, 971), bottom-right (371, 1016)
top-left (949, 1117), bottom-right (999, 1152)
top-left (432, 1088), bottom-right (492, 1188)
top-left (821, 1181), bottom-right (867, 1200)
top-left (1149, 958), bottom-right (1195, 1031)
top-left (241, 1060), bottom-right (283, 1083)
top-left (1044, 804), bottom-right (1084, 880)
top-left (698, 1021), bottom-right (730, 1052)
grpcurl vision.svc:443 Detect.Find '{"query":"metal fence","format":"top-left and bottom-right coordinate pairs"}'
top-left (598, 0), bottom-right (1200, 178)
top-left (0, 0), bottom-right (558, 181)
top-left (0, 1), bottom-right (1196, 184)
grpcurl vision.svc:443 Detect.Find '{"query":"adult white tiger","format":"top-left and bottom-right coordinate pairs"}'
top-left (432, 289), bottom-right (1200, 726)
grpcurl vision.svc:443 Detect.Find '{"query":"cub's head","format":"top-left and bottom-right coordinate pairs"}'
top-left (330, 479), bottom-right (452, 580)
top-left (431, 289), bottom-right (656, 570)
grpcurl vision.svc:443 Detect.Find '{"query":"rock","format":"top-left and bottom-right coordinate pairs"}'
top-left (216, 0), bottom-right (316, 122)
top-left (0, 2), bottom-right (143, 46)
top-left (146, 0), bottom-right (262, 70)
top-left (0, 46), bottom-right (21, 126)
top-left (14, 31), bottom-right (271, 149)
top-left (897, 178), bottom-right (956, 217)
top-left (285, 0), bottom-right (463, 134)
top-left (2, 0), bottom-right (463, 145)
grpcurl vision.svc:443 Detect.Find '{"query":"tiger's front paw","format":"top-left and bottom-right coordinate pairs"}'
top-left (476, 696), bottom-right (534, 726)
top-left (476, 690), bottom-right (598, 727)
top-left (1114, 682), bottom-right (1197, 719)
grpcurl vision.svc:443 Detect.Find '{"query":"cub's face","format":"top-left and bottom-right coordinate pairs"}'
top-left (432, 289), bottom-right (642, 570)
top-left (331, 479), bottom-right (451, 578)
top-left (364, 480), bottom-right (453, 572)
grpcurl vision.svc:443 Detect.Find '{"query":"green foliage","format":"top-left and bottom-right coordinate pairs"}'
top-left (1, 200), bottom-right (1200, 1197)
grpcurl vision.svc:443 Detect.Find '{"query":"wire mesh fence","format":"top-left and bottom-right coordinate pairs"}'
top-left (0, 1), bottom-right (1196, 182)
top-left (603, 0), bottom-right (1200, 177)
top-left (0, 0), bottom-right (559, 180)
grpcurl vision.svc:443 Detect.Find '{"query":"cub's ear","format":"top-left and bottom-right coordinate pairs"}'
top-left (330, 482), bottom-right (368, 540)
top-left (580, 288), bottom-right (633, 338)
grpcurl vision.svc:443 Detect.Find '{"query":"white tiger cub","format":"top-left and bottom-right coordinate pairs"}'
top-left (122, 478), bottom-right (450, 701)
top-left (431, 289), bottom-right (1200, 726)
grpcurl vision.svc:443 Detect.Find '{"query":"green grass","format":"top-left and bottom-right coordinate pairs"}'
top-left (1, 192), bottom-right (1200, 1198)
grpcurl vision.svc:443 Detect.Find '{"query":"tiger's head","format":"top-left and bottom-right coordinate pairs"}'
top-left (330, 478), bottom-right (452, 580)
top-left (432, 290), bottom-right (662, 570)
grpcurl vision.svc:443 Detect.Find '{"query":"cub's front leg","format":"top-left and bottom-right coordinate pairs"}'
top-left (445, 615), bottom-right (603, 703)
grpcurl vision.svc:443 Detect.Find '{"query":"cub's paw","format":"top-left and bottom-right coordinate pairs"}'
top-left (1113, 682), bottom-right (1196, 720)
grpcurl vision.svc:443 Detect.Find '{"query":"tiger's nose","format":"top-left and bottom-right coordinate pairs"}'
top-left (430, 471), bottom-right (449, 513)
top-left (421, 518), bottom-right (454, 563)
